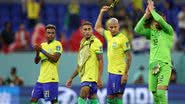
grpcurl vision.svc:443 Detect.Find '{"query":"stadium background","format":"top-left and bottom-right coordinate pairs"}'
top-left (0, 0), bottom-right (185, 104)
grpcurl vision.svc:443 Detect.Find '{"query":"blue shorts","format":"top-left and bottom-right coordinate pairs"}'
top-left (81, 81), bottom-right (97, 95)
top-left (31, 82), bottom-right (58, 101)
top-left (107, 73), bottom-right (126, 95)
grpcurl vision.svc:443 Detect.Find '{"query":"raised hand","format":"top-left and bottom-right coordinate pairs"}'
top-left (121, 74), bottom-right (128, 84)
top-left (144, 6), bottom-right (151, 18)
top-left (33, 44), bottom-right (42, 52)
top-left (97, 79), bottom-right (103, 88)
top-left (147, 0), bottom-right (155, 12)
top-left (65, 78), bottom-right (72, 88)
top-left (100, 6), bottom-right (110, 13)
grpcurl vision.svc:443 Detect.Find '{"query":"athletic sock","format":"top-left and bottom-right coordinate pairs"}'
top-left (78, 97), bottom-right (86, 104)
top-left (115, 97), bottom-right (123, 104)
top-left (89, 98), bottom-right (99, 104)
top-left (157, 90), bottom-right (167, 104)
top-left (152, 92), bottom-right (159, 104)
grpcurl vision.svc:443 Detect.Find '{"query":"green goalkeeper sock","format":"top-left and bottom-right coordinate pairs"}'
top-left (157, 90), bottom-right (167, 104)
top-left (107, 98), bottom-right (115, 104)
top-left (30, 102), bottom-right (37, 104)
top-left (152, 92), bottom-right (159, 104)
top-left (116, 98), bottom-right (123, 104)
top-left (89, 98), bottom-right (99, 104)
top-left (78, 97), bottom-right (86, 104)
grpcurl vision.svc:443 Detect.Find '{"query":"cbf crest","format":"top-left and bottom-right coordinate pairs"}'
top-left (112, 42), bottom-right (117, 48)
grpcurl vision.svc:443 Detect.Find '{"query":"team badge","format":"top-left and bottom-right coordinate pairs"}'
top-left (126, 42), bottom-right (129, 48)
top-left (56, 46), bottom-right (61, 51)
top-left (48, 48), bottom-right (52, 53)
top-left (100, 46), bottom-right (103, 52)
top-left (112, 42), bottom-right (117, 48)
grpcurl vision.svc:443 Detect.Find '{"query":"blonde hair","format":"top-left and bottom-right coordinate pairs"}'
top-left (106, 18), bottom-right (119, 27)
top-left (45, 24), bottom-right (56, 30)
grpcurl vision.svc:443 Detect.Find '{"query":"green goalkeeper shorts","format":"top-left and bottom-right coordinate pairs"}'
top-left (148, 63), bottom-right (172, 91)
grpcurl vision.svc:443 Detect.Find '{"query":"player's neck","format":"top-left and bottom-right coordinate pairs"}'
top-left (112, 32), bottom-right (120, 37)
top-left (85, 37), bottom-right (90, 40)
top-left (85, 35), bottom-right (93, 40)
top-left (48, 39), bottom-right (54, 44)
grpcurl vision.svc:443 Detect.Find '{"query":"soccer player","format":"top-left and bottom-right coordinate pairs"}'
top-left (30, 24), bottom-right (63, 104)
top-left (65, 21), bottom-right (103, 104)
top-left (95, 6), bottom-right (132, 104)
top-left (134, 0), bottom-right (173, 104)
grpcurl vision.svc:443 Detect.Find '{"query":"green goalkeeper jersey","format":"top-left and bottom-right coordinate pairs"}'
top-left (134, 10), bottom-right (174, 66)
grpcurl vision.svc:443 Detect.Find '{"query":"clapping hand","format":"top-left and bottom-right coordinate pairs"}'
top-left (33, 44), bottom-right (42, 52)
top-left (147, 0), bottom-right (155, 12)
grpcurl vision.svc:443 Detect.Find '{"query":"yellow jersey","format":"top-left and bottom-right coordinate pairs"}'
top-left (38, 40), bottom-right (63, 83)
top-left (103, 30), bottom-right (130, 75)
top-left (80, 37), bottom-right (103, 82)
top-left (27, 0), bottom-right (40, 19)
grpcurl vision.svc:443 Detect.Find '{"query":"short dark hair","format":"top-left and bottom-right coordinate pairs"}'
top-left (45, 24), bottom-right (56, 30)
top-left (81, 21), bottom-right (93, 27)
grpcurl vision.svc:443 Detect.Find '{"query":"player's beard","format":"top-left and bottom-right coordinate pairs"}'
top-left (48, 38), bottom-right (54, 43)
top-left (85, 34), bottom-right (92, 40)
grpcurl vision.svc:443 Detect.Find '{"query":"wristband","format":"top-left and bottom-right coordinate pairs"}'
top-left (41, 49), bottom-right (47, 54)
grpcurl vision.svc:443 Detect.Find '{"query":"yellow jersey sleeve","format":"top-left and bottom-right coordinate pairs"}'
top-left (54, 41), bottom-right (63, 54)
top-left (93, 39), bottom-right (103, 54)
top-left (103, 30), bottom-right (112, 41)
top-left (80, 37), bottom-right (103, 82)
top-left (39, 43), bottom-right (47, 61)
top-left (122, 35), bottom-right (131, 52)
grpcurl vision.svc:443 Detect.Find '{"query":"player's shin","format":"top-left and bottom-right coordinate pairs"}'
top-left (157, 90), bottom-right (167, 104)
top-left (152, 92), bottom-right (159, 104)
top-left (78, 97), bottom-right (86, 104)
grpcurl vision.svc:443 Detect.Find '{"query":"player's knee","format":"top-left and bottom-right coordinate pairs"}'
top-left (107, 95), bottom-right (114, 99)
top-left (80, 86), bottom-right (90, 98)
top-left (79, 92), bottom-right (87, 99)
top-left (30, 98), bottom-right (38, 102)
top-left (116, 94), bottom-right (123, 98)
top-left (157, 86), bottom-right (168, 90)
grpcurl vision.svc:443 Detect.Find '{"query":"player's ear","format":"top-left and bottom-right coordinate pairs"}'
top-left (80, 26), bottom-right (83, 33)
top-left (117, 24), bottom-right (120, 29)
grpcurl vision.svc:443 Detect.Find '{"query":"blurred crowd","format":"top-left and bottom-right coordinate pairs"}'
top-left (133, 64), bottom-right (177, 85)
top-left (0, 0), bottom-right (185, 54)
top-left (0, 65), bottom-right (176, 86)
top-left (0, 67), bottom-right (24, 86)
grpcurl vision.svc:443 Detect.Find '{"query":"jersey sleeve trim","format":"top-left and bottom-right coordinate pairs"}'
top-left (96, 51), bottom-right (103, 54)
top-left (124, 49), bottom-right (131, 53)
top-left (103, 30), bottom-right (108, 41)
